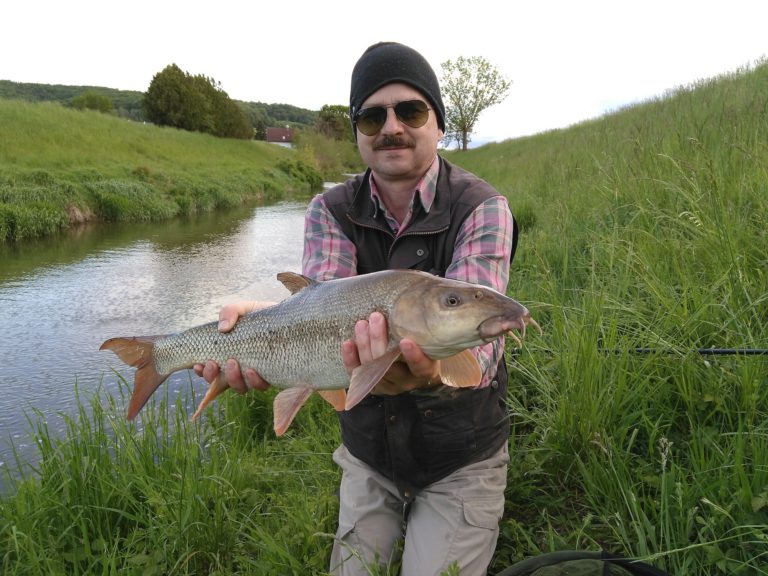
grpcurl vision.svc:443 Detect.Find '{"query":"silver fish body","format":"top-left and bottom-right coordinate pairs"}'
top-left (101, 269), bottom-right (538, 435)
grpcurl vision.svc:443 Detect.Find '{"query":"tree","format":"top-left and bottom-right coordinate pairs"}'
top-left (143, 64), bottom-right (252, 139)
top-left (439, 56), bottom-right (511, 150)
top-left (315, 104), bottom-right (353, 141)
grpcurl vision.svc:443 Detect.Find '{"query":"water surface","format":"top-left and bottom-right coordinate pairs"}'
top-left (0, 201), bottom-right (307, 474)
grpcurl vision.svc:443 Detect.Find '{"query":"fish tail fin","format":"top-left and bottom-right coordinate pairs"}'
top-left (100, 336), bottom-right (170, 419)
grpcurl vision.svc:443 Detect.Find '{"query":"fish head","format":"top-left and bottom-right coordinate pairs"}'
top-left (389, 274), bottom-right (534, 358)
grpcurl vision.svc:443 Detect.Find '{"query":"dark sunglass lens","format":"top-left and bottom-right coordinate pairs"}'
top-left (356, 107), bottom-right (387, 136)
top-left (395, 101), bottom-right (429, 127)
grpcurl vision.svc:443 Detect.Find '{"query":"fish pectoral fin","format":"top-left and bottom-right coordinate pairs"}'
top-left (273, 387), bottom-right (314, 436)
top-left (438, 349), bottom-right (482, 388)
top-left (318, 389), bottom-right (347, 412)
top-left (276, 272), bottom-right (317, 295)
top-left (346, 348), bottom-right (401, 410)
top-left (191, 375), bottom-right (230, 421)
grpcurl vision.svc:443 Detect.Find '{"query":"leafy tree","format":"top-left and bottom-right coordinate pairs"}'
top-left (143, 64), bottom-right (252, 139)
top-left (71, 91), bottom-right (113, 113)
top-left (315, 104), bottom-right (353, 141)
top-left (439, 56), bottom-right (511, 150)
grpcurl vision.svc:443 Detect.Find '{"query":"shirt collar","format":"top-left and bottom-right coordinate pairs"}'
top-left (368, 156), bottom-right (440, 219)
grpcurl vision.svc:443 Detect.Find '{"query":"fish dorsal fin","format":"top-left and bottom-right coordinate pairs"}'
top-left (318, 389), bottom-right (347, 411)
top-left (273, 387), bottom-right (314, 436)
top-left (346, 348), bottom-right (401, 410)
top-left (276, 272), bottom-right (316, 295)
top-left (438, 349), bottom-right (481, 388)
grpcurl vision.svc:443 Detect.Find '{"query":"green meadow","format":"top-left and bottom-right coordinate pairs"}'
top-left (2, 61), bottom-right (767, 575)
top-left (0, 100), bottom-right (324, 242)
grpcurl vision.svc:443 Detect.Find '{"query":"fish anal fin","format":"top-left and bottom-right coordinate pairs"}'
top-left (191, 375), bottom-right (230, 421)
top-left (438, 349), bottom-right (481, 388)
top-left (273, 387), bottom-right (314, 436)
top-left (100, 336), bottom-right (171, 420)
top-left (276, 272), bottom-right (316, 295)
top-left (318, 389), bottom-right (347, 412)
top-left (346, 348), bottom-right (401, 410)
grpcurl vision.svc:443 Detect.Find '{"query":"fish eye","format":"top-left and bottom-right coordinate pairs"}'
top-left (444, 294), bottom-right (462, 307)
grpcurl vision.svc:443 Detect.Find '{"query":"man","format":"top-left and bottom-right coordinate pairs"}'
top-left (197, 42), bottom-right (515, 576)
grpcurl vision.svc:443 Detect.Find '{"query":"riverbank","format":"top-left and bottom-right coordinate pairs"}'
top-left (0, 99), bottom-right (323, 242)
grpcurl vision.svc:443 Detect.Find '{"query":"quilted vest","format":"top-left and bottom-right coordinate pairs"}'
top-left (323, 157), bottom-right (515, 497)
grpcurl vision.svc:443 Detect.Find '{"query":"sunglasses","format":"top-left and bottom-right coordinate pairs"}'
top-left (353, 100), bottom-right (432, 136)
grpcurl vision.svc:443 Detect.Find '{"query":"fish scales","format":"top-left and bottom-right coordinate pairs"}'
top-left (152, 271), bottom-right (421, 390)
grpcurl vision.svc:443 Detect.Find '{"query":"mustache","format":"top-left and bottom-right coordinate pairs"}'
top-left (373, 135), bottom-right (414, 150)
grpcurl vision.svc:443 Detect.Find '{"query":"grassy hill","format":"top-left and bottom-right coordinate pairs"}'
top-left (0, 99), bottom-right (322, 241)
top-left (1, 62), bottom-right (767, 574)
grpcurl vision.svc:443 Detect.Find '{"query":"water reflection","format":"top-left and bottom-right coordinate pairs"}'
top-left (0, 200), bottom-right (308, 475)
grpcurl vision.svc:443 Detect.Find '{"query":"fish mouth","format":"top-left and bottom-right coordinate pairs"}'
top-left (478, 312), bottom-right (541, 347)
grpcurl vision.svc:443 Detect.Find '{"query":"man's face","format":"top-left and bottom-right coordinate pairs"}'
top-left (355, 83), bottom-right (444, 183)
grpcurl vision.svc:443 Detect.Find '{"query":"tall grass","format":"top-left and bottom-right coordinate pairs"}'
top-left (445, 59), bottom-right (768, 573)
top-left (1, 379), bottom-right (342, 575)
top-left (2, 62), bottom-right (767, 574)
top-left (0, 100), bottom-right (322, 241)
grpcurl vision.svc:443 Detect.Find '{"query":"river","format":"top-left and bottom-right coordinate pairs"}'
top-left (0, 199), bottom-right (308, 480)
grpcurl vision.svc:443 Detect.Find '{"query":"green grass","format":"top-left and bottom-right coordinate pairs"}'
top-left (0, 100), bottom-right (323, 241)
top-left (2, 61), bottom-right (768, 574)
top-left (443, 59), bottom-right (768, 574)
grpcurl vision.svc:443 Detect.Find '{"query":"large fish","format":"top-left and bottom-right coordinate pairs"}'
top-left (101, 269), bottom-right (539, 436)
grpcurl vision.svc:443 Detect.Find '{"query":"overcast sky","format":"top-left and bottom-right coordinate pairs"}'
top-left (3, 0), bottom-right (766, 144)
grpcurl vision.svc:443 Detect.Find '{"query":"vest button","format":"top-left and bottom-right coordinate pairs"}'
top-left (424, 409), bottom-right (433, 418)
top-left (389, 415), bottom-right (397, 423)
top-left (491, 380), bottom-right (499, 389)
top-left (416, 248), bottom-right (425, 256)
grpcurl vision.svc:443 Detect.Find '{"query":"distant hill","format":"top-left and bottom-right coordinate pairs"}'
top-left (0, 80), bottom-right (145, 120)
top-left (0, 79), bottom-right (318, 130)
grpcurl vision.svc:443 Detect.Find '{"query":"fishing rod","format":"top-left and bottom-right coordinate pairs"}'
top-left (622, 348), bottom-right (768, 356)
top-left (510, 347), bottom-right (768, 356)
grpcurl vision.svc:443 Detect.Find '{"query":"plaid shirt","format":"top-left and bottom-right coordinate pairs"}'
top-left (302, 157), bottom-right (514, 387)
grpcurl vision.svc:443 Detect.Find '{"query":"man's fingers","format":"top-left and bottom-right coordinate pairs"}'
top-left (368, 312), bottom-right (388, 358)
top-left (244, 368), bottom-right (270, 391)
top-left (224, 358), bottom-right (247, 393)
top-left (217, 304), bottom-right (242, 332)
top-left (354, 319), bottom-right (372, 363)
top-left (341, 339), bottom-right (361, 375)
top-left (399, 339), bottom-right (440, 381)
top-left (201, 360), bottom-right (220, 383)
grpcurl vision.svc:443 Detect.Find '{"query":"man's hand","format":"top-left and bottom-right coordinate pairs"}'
top-left (341, 311), bottom-right (441, 395)
top-left (192, 301), bottom-right (274, 393)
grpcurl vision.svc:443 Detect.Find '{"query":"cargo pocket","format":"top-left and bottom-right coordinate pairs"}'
top-left (330, 522), bottom-right (360, 573)
top-left (461, 494), bottom-right (504, 530)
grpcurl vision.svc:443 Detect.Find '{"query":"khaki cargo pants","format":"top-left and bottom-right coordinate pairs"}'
top-left (330, 443), bottom-right (509, 576)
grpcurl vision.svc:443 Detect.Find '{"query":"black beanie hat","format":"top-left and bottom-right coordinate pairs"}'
top-left (350, 42), bottom-right (446, 133)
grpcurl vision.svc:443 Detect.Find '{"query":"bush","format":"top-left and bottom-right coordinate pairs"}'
top-left (71, 92), bottom-right (113, 114)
